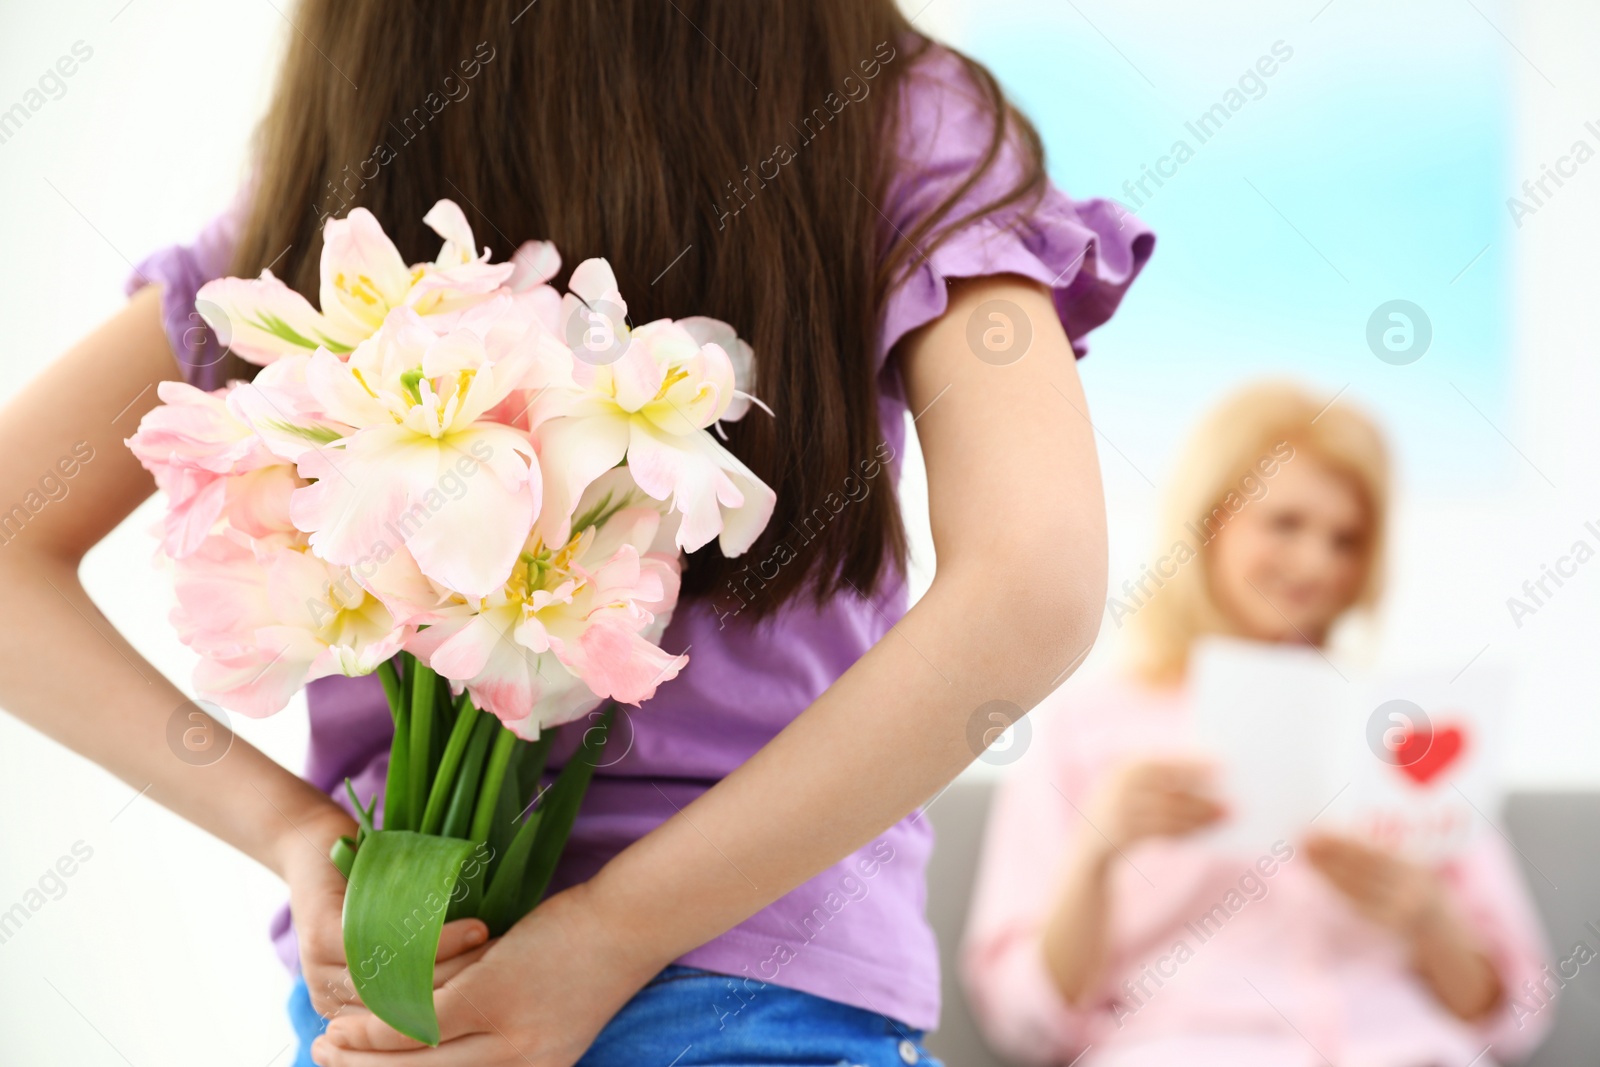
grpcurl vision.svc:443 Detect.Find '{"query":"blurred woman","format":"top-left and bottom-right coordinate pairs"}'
top-left (961, 382), bottom-right (1553, 1067)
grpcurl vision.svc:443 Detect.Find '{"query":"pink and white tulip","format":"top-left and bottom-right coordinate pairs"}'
top-left (125, 380), bottom-right (302, 557)
top-left (406, 469), bottom-right (686, 736)
top-left (193, 199), bottom-right (551, 366)
top-left (171, 532), bottom-right (409, 717)
top-left (288, 309), bottom-right (541, 598)
top-left (537, 258), bottom-right (776, 556)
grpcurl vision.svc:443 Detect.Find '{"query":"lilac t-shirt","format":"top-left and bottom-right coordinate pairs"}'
top-left (129, 45), bottom-right (1154, 1031)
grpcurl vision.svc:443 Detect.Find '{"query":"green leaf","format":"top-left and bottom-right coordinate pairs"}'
top-left (486, 731), bottom-right (555, 879)
top-left (477, 809), bottom-right (544, 936)
top-left (432, 675), bottom-right (455, 773)
top-left (521, 706), bottom-right (613, 911)
top-left (345, 780), bottom-right (377, 838)
top-left (342, 830), bottom-right (476, 1046)
top-left (345, 780), bottom-right (379, 857)
top-left (445, 844), bottom-right (489, 923)
top-left (485, 758), bottom-right (523, 884)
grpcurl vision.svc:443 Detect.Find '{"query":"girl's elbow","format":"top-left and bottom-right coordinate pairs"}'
top-left (979, 566), bottom-right (1105, 691)
top-left (935, 526), bottom-right (1106, 685)
top-left (1051, 581), bottom-right (1105, 671)
top-left (1018, 551), bottom-right (1107, 670)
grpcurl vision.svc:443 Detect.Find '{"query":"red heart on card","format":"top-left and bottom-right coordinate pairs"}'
top-left (1394, 722), bottom-right (1467, 786)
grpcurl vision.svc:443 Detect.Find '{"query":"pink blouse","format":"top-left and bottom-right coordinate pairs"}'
top-left (962, 674), bottom-right (1555, 1067)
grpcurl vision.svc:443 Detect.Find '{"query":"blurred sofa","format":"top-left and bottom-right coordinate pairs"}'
top-left (922, 778), bottom-right (1599, 1067)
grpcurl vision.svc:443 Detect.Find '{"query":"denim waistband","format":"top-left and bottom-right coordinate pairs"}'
top-left (288, 965), bottom-right (942, 1067)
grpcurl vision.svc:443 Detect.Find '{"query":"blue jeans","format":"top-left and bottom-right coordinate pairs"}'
top-left (289, 965), bottom-right (943, 1067)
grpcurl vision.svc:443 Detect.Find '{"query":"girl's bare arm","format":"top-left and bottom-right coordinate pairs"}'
top-left (0, 287), bottom-right (351, 876)
top-left (583, 274), bottom-right (1107, 969)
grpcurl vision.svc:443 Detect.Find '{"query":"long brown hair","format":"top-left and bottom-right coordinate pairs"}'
top-left (227, 0), bottom-right (1047, 617)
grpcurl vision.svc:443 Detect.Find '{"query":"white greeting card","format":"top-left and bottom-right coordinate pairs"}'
top-left (1322, 668), bottom-right (1505, 863)
top-left (1188, 637), bottom-right (1351, 857)
top-left (1188, 637), bottom-right (1504, 863)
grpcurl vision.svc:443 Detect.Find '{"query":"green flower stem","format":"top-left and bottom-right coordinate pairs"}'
top-left (441, 715), bottom-right (497, 840)
top-left (345, 780), bottom-right (377, 838)
top-left (420, 700), bottom-right (482, 836)
top-left (329, 835), bottom-right (358, 878)
top-left (384, 698), bottom-right (410, 832)
top-left (470, 727), bottom-right (520, 844)
top-left (407, 665), bottom-right (437, 830)
top-left (376, 656), bottom-right (408, 833)
top-left (376, 659), bottom-right (402, 715)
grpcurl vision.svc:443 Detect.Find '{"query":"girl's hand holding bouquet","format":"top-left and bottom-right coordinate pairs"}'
top-left (125, 200), bottom-right (775, 1046)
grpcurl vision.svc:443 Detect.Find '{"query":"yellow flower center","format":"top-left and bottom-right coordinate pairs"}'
top-left (653, 366), bottom-right (691, 402)
top-left (334, 272), bottom-right (386, 308)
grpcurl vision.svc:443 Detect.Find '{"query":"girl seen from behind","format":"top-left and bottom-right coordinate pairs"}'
top-left (0, 3), bottom-right (1156, 1065)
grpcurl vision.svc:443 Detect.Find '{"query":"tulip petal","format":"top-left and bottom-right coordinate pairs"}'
top-left (404, 431), bottom-right (538, 598)
top-left (509, 241), bottom-right (561, 290)
top-left (195, 273), bottom-right (358, 365)
top-left (534, 412), bottom-right (631, 548)
top-left (290, 430), bottom-right (430, 569)
top-left (319, 208), bottom-right (415, 337)
top-left (423, 199), bottom-right (479, 265)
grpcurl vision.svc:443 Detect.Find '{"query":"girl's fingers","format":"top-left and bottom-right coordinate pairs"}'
top-left (311, 1031), bottom-right (509, 1066)
top-left (311, 925), bottom-right (485, 1029)
top-left (322, 1010), bottom-right (430, 1053)
top-left (309, 970), bottom-right (364, 1017)
top-left (315, 925), bottom-right (485, 1023)
top-left (1307, 835), bottom-right (1365, 872)
top-left (324, 980), bottom-right (491, 1051)
top-left (433, 944), bottom-right (489, 987)
top-left (1176, 795), bottom-right (1226, 823)
top-left (436, 919), bottom-right (489, 962)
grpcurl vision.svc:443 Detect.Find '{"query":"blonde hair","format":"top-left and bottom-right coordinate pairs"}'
top-left (1130, 381), bottom-right (1390, 683)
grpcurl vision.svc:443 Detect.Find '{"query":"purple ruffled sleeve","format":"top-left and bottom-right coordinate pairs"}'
top-left (125, 198), bottom-right (246, 393)
top-left (878, 46), bottom-right (1155, 364)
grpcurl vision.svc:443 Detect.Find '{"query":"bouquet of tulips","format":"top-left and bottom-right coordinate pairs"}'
top-left (125, 200), bottom-right (775, 1043)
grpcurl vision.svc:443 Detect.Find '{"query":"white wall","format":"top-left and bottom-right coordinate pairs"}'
top-left (0, 1), bottom-right (1593, 1064)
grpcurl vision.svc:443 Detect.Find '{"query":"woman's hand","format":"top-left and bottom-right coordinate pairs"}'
top-left (280, 811), bottom-right (491, 1023)
top-left (1040, 757), bottom-right (1225, 1004)
top-left (1088, 757), bottom-right (1227, 852)
top-left (1306, 831), bottom-right (1503, 1020)
top-left (311, 881), bottom-right (662, 1066)
top-left (1304, 831), bottom-right (1442, 933)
